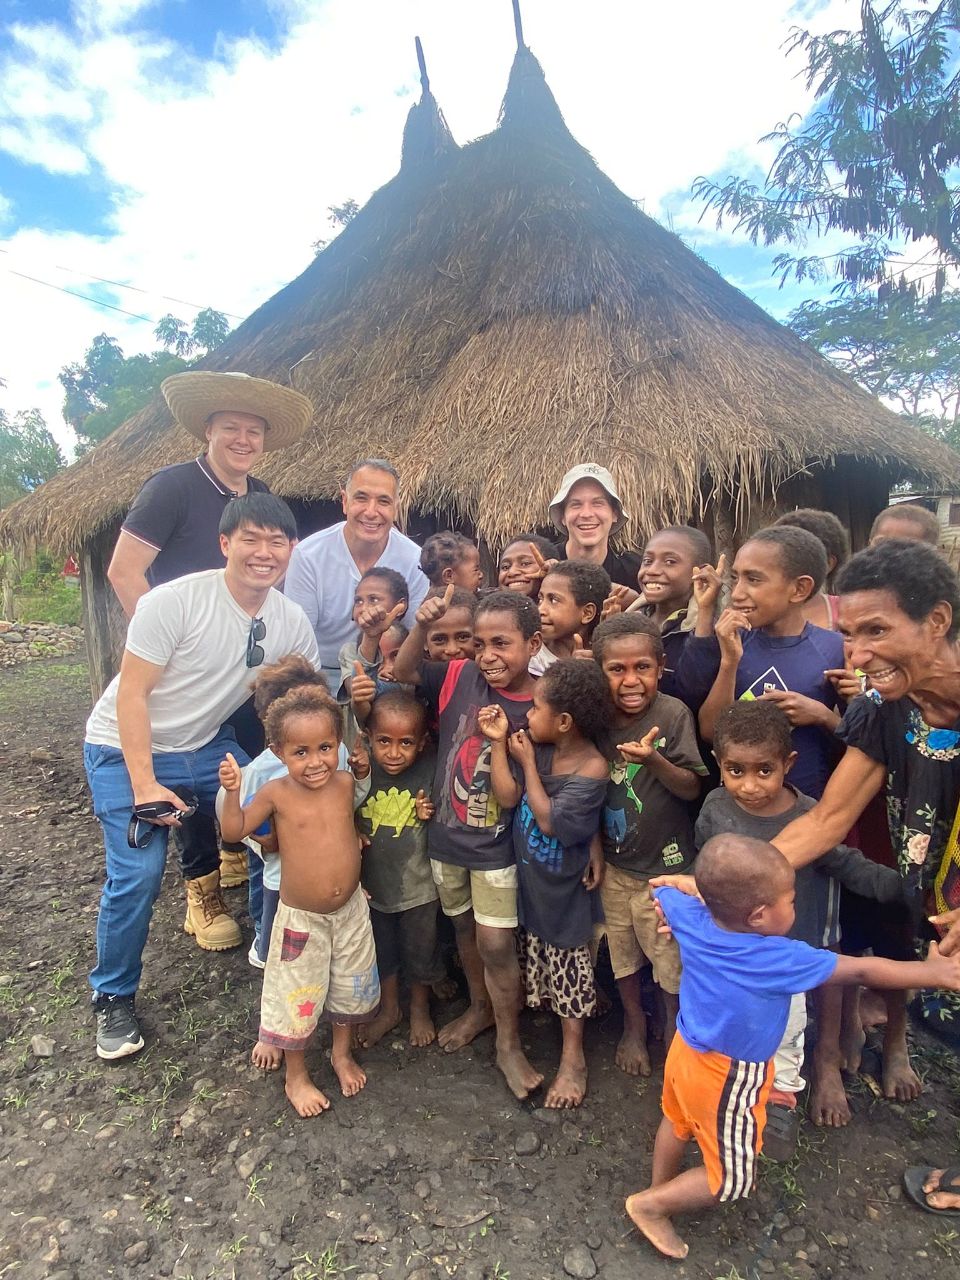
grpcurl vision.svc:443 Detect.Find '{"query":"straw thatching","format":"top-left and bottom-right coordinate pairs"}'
top-left (3, 38), bottom-right (959, 556)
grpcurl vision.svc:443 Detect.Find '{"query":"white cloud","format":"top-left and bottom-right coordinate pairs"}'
top-left (0, 0), bottom-right (864, 453)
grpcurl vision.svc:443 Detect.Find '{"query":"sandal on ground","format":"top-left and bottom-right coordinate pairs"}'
top-left (762, 1102), bottom-right (799, 1163)
top-left (903, 1166), bottom-right (960, 1216)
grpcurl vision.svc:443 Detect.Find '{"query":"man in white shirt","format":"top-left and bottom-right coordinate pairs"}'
top-left (84, 493), bottom-right (319, 1061)
top-left (283, 459), bottom-right (429, 687)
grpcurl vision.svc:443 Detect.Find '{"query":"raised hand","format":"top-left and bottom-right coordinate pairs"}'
top-left (416, 582), bottom-right (455, 626)
top-left (508, 728), bottom-right (536, 768)
top-left (616, 726), bottom-right (662, 763)
top-left (714, 607), bottom-right (750, 662)
top-left (415, 788), bottom-right (435, 821)
top-left (692, 553), bottom-right (726, 613)
top-left (348, 737), bottom-right (370, 780)
top-left (478, 704), bottom-right (510, 742)
top-left (528, 542), bottom-right (558, 580)
top-left (219, 751), bottom-right (242, 791)
top-left (351, 660), bottom-right (377, 708)
top-left (600, 584), bottom-right (633, 621)
top-left (570, 633), bottom-right (593, 661)
top-left (825, 666), bottom-right (866, 701)
top-left (357, 599), bottom-right (406, 637)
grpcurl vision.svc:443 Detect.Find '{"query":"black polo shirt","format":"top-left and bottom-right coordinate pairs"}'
top-left (557, 543), bottom-right (642, 591)
top-left (122, 455), bottom-right (270, 587)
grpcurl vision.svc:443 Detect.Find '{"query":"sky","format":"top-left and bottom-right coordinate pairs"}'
top-left (0, 0), bottom-right (861, 455)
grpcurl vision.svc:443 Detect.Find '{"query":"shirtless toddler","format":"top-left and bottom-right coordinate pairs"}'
top-left (219, 685), bottom-right (379, 1117)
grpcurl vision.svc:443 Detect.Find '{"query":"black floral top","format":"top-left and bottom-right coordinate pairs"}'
top-left (837, 693), bottom-right (960, 913)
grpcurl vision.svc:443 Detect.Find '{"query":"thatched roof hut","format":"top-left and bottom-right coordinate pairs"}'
top-left (3, 22), bottom-right (959, 693)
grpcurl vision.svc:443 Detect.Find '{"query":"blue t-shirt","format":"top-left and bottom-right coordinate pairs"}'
top-left (683, 625), bottom-right (843, 799)
top-left (654, 886), bottom-right (838, 1062)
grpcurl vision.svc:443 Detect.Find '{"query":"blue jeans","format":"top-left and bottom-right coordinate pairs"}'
top-left (84, 733), bottom-right (248, 999)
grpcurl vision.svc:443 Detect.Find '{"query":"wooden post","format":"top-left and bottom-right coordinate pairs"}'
top-left (79, 523), bottom-right (126, 702)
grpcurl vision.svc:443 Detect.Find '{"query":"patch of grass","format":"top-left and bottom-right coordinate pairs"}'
top-left (292, 1241), bottom-right (355, 1279)
top-left (933, 1228), bottom-right (960, 1261)
top-left (221, 1234), bottom-right (248, 1260)
top-left (141, 1195), bottom-right (172, 1229)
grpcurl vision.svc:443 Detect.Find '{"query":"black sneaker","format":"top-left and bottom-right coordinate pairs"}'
top-left (94, 994), bottom-right (145, 1060)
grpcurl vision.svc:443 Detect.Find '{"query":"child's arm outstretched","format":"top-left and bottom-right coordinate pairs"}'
top-left (697, 608), bottom-right (749, 741)
top-left (394, 584), bottom-right (455, 686)
top-left (219, 753), bottom-right (278, 842)
top-left (617, 728), bottom-right (701, 801)
top-left (478, 705), bottom-right (523, 809)
top-left (827, 943), bottom-right (960, 994)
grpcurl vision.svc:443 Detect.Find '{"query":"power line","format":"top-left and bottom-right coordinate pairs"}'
top-left (6, 268), bottom-right (157, 323)
top-left (0, 246), bottom-right (246, 319)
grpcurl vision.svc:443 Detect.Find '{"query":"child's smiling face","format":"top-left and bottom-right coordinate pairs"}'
top-left (640, 532), bottom-right (698, 612)
top-left (352, 576), bottom-right (403, 624)
top-left (273, 710), bottom-right (341, 789)
top-left (474, 610), bottom-right (540, 691)
top-left (600, 634), bottom-right (664, 718)
top-left (368, 706), bottom-right (426, 775)
top-left (538, 572), bottom-right (587, 645)
top-left (424, 606), bottom-right (476, 661)
top-left (498, 542), bottom-right (543, 598)
top-left (730, 541), bottom-right (809, 630)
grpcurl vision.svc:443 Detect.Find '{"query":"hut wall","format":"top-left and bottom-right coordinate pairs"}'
top-left (80, 521), bottom-right (127, 702)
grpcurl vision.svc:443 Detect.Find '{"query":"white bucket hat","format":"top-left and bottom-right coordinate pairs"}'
top-left (161, 371), bottom-right (314, 451)
top-left (549, 463), bottom-right (628, 534)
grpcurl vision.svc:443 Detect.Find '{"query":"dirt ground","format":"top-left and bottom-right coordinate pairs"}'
top-left (1, 654), bottom-right (960, 1280)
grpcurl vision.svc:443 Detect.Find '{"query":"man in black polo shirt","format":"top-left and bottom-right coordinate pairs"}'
top-left (106, 371), bottom-right (313, 952)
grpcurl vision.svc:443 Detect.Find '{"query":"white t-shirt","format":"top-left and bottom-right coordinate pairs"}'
top-left (283, 522), bottom-right (429, 671)
top-left (85, 570), bottom-right (320, 753)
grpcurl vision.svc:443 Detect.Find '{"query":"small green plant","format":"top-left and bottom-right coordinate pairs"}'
top-left (141, 1195), bottom-right (172, 1229)
top-left (221, 1235), bottom-right (248, 1260)
top-left (247, 1172), bottom-right (267, 1207)
top-left (934, 1229), bottom-right (960, 1261)
top-left (493, 1265), bottom-right (511, 1280)
top-left (2, 1090), bottom-right (29, 1110)
top-left (292, 1241), bottom-right (355, 1279)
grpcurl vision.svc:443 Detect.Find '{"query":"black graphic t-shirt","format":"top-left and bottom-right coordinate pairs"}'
top-left (419, 660), bottom-right (531, 870)
top-left (357, 753), bottom-right (438, 914)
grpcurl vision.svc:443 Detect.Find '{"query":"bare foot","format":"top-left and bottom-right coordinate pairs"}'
top-left (615, 1030), bottom-right (651, 1077)
top-left (355, 1005), bottom-right (401, 1049)
top-left (331, 1050), bottom-right (367, 1097)
top-left (809, 1061), bottom-right (851, 1127)
top-left (882, 1045), bottom-right (923, 1102)
top-left (409, 1008), bottom-right (437, 1048)
top-left (839, 1022), bottom-right (866, 1074)
top-left (251, 1040), bottom-right (283, 1071)
top-left (284, 1075), bottom-right (330, 1117)
top-left (438, 1003), bottom-right (495, 1052)
top-left (923, 1169), bottom-right (960, 1212)
top-left (545, 1063), bottom-right (587, 1109)
top-left (625, 1191), bottom-right (688, 1259)
top-left (431, 975), bottom-right (459, 1001)
top-left (496, 1046), bottom-right (544, 1100)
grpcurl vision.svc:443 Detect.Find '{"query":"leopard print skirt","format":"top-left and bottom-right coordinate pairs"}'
top-left (518, 928), bottom-right (597, 1020)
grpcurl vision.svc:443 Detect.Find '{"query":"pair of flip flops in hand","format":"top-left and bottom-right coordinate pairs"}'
top-left (903, 1166), bottom-right (960, 1216)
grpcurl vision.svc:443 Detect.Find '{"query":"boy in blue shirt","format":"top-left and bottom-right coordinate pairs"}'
top-left (626, 833), bottom-right (960, 1260)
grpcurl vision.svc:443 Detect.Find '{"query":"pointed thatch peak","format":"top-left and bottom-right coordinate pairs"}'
top-left (401, 37), bottom-right (457, 171)
top-left (498, 44), bottom-right (574, 147)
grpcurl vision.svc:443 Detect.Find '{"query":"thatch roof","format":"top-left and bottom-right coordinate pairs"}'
top-left (4, 36), bottom-right (959, 554)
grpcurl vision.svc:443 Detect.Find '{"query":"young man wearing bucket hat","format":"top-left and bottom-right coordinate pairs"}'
top-left (105, 371), bottom-right (314, 951)
top-left (549, 462), bottom-right (642, 592)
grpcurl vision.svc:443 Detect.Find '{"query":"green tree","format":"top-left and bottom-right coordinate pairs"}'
top-left (154, 314), bottom-right (195, 357)
top-left (694, 1), bottom-right (960, 291)
top-left (191, 307), bottom-right (230, 352)
top-left (789, 286), bottom-right (960, 444)
top-left (0, 407), bottom-right (65, 508)
top-left (313, 197), bottom-right (359, 254)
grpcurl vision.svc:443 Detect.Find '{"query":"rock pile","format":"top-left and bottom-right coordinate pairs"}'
top-left (0, 621), bottom-right (84, 668)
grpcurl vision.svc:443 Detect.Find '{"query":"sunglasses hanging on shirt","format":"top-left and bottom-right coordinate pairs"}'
top-left (246, 616), bottom-right (266, 668)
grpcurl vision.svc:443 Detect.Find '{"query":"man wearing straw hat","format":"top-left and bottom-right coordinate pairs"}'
top-left (105, 371), bottom-right (313, 954)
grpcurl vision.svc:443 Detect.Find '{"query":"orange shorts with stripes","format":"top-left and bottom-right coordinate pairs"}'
top-left (662, 1033), bottom-right (773, 1202)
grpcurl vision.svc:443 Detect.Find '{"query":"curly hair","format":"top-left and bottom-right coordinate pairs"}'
top-left (645, 524), bottom-right (712, 567)
top-left (419, 532), bottom-right (477, 586)
top-left (712, 701), bottom-right (793, 763)
top-left (870, 503), bottom-right (940, 545)
top-left (252, 654), bottom-right (329, 719)
top-left (357, 566), bottom-right (409, 607)
top-left (367, 688), bottom-right (428, 735)
top-left (742, 526), bottom-right (828, 596)
top-left (475, 590), bottom-right (541, 639)
top-left (591, 613), bottom-right (664, 664)
top-left (537, 659), bottom-right (614, 747)
top-left (264, 686), bottom-right (340, 749)
top-left (775, 508), bottom-right (850, 577)
top-left (837, 538), bottom-right (960, 640)
top-left (541, 560), bottom-right (612, 614)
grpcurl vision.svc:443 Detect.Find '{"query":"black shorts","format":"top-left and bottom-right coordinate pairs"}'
top-left (839, 887), bottom-right (914, 962)
top-left (370, 901), bottom-right (443, 985)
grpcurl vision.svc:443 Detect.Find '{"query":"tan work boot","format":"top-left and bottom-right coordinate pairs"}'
top-left (183, 870), bottom-right (242, 951)
top-left (219, 843), bottom-right (249, 888)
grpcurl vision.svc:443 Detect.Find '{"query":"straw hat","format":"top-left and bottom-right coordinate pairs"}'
top-left (548, 462), bottom-right (628, 533)
top-left (161, 371), bottom-right (314, 451)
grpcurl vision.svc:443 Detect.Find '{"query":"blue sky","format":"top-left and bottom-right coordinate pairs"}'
top-left (0, 0), bottom-right (860, 451)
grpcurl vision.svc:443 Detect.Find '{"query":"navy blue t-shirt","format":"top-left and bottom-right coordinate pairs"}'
top-left (654, 887), bottom-right (838, 1061)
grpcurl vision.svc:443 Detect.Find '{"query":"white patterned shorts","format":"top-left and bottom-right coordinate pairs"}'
top-left (258, 886), bottom-right (380, 1050)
